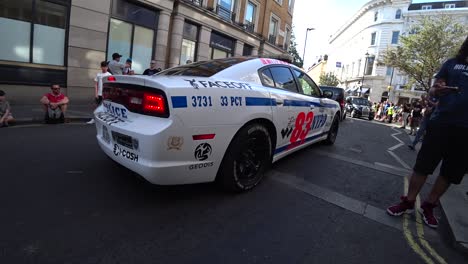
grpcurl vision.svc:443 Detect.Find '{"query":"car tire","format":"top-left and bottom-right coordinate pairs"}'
top-left (324, 115), bottom-right (339, 145)
top-left (369, 115), bottom-right (374, 121)
top-left (216, 123), bottom-right (272, 192)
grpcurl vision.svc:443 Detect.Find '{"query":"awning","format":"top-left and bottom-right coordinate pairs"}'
top-left (346, 87), bottom-right (358, 92)
top-left (360, 88), bottom-right (370, 94)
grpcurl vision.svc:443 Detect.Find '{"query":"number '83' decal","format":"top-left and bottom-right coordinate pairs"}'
top-left (290, 112), bottom-right (314, 144)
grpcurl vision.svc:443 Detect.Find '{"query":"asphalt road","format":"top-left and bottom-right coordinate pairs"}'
top-left (1, 119), bottom-right (466, 264)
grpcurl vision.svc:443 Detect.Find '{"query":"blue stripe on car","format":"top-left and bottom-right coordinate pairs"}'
top-left (171, 96), bottom-right (188, 108)
top-left (245, 97), bottom-right (276, 106)
top-left (274, 132), bottom-right (328, 155)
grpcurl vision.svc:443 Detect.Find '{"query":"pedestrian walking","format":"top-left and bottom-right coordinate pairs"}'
top-left (87, 61), bottom-right (112, 124)
top-left (386, 36), bottom-right (468, 228)
top-left (0, 90), bottom-right (14, 127)
top-left (408, 94), bottom-right (438, 150)
top-left (400, 103), bottom-right (411, 129)
top-left (409, 101), bottom-right (422, 135)
top-left (108, 53), bottom-right (124, 75)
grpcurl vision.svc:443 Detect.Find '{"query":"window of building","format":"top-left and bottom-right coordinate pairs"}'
top-left (284, 26), bottom-right (291, 50)
top-left (180, 22), bottom-right (199, 65)
top-left (217, 0), bottom-right (235, 22)
top-left (370, 32), bottom-right (377, 45)
top-left (209, 31), bottom-right (234, 59)
top-left (268, 16), bottom-right (278, 44)
top-left (391, 31), bottom-right (400, 44)
top-left (395, 9), bottom-right (402, 19)
top-left (421, 5), bottom-right (432, 10)
top-left (242, 44), bottom-right (253, 56)
top-left (288, 0), bottom-right (295, 13)
top-left (386, 66), bottom-right (393, 76)
top-left (244, 1), bottom-right (256, 32)
top-left (374, 11), bottom-right (378, 22)
top-left (357, 59), bottom-right (361, 76)
top-left (365, 56), bottom-right (375, 75)
top-left (445, 4), bottom-right (455, 9)
top-left (292, 69), bottom-right (321, 97)
top-left (268, 66), bottom-right (298, 93)
top-left (274, 0), bottom-right (283, 6)
top-left (0, 0), bottom-right (68, 65)
top-left (107, 0), bottom-right (158, 74)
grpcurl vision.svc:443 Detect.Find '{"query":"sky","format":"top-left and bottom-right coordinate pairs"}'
top-left (292, 0), bottom-right (447, 69)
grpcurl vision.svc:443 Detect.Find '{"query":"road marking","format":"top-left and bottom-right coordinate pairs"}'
top-left (270, 170), bottom-right (404, 231)
top-left (67, 170), bottom-right (83, 174)
top-left (389, 127), bottom-right (446, 264)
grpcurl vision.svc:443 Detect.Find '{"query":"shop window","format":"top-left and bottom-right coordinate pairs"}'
top-left (107, 0), bottom-right (158, 74)
top-left (180, 22), bottom-right (199, 65)
top-left (0, 0), bottom-right (68, 65)
top-left (242, 44), bottom-right (253, 56)
top-left (210, 31), bottom-right (234, 59)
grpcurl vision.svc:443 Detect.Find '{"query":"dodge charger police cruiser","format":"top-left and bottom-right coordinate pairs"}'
top-left (94, 57), bottom-right (341, 192)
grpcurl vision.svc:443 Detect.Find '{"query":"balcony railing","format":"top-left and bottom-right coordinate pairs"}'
top-left (184, 0), bottom-right (203, 6)
top-left (244, 21), bottom-right (255, 33)
top-left (217, 5), bottom-right (235, 22)
top-left (268, 34), bottom-right (277, 45)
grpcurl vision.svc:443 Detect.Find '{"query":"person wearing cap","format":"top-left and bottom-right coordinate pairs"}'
top-left (108, 53), bottom-right (125, 75)
top-left (143, 60), bottom-right (161, 75)
top-left (123, 58), bottom-right (134, 75)
top-left (87, 61), bottom-right (112, 124)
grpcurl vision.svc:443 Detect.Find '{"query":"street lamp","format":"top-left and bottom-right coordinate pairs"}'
top-left (360, 52), bottom-right (370, 95)
top-left (302, 27), bottom-right (315, 66)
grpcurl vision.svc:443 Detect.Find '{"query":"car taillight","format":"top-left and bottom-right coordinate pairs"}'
top-left (339, 98), bottom-right (345, 108)
top-left (107, 76), bottom-right (116, 82)
top-left (143, 93), bottom-right (166, 115)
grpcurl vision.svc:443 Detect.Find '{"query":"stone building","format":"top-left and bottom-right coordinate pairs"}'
top-left (0, 0), bottom-right (294, 101)
top-left (325, 0), bottom-right (468, 104)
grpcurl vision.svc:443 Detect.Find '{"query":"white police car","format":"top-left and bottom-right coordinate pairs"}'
top-left (94, 57), bottom-right (341, 192)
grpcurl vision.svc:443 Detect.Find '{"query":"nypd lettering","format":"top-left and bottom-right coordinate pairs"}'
top-left (103, 101), bottom-right (128, 119)
top-left (312, 114), bottom-right (328, 130)
top-left (185, 79), bottom-right (252, 90)
top-left (189, 162), bottom-right (214, 170)
top-left (113, 144), bottom-right (138, 162)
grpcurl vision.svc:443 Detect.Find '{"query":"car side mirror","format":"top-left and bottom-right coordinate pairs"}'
top-left (323, 90), bottom-right (333, 99)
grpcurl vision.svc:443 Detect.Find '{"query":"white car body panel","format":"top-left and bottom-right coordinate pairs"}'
top-left (94, 58), bottom-right (340, 185)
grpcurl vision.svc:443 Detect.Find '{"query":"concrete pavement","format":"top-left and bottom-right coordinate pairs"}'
top-left (9, 101), bottom-right (94, 124)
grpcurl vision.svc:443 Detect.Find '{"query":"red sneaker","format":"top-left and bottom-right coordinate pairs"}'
top-left (419, 201), bottom-right (438, 228)
top-left (387, 196), bottom-right (415, 216)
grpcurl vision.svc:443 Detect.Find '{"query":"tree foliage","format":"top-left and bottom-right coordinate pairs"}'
top-left (319, 72), bottom-right (340, 86)
top-left (382, 15), bottom-right (467, 91)
top-left (288, 29), bottom-right (303, 68)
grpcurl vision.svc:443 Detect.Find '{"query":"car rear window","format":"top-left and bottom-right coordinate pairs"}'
top-left (320, 86), bottom-right (343, 100)
top-left (351, 98), bottom-right (371, 105)
top-left (157, 57), bottom-right (254, 77)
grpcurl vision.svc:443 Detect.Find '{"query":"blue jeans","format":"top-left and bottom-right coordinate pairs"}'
top-left (412, 116), bottom-right (429, 146)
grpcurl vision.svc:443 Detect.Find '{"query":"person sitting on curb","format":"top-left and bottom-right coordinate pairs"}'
top-left (40, 84), bottom-right (69, 124)
top-left (0, 90), bottom-right (14, 127)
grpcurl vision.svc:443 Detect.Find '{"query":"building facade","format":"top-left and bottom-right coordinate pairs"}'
top-left (0, 0), bottom-right (294, 101)
top-left (325, 0), bottom-right (468, 104)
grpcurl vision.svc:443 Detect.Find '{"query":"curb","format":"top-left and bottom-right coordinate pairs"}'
top-left (440, 205), bottom-right (468, 255)
top-left (11, 117), bottom-right (92, 126)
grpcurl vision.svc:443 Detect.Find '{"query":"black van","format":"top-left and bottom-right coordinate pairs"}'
top-left (320, 86), bottom-right (346, 121)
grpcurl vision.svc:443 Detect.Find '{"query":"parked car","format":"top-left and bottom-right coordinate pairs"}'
top-left (345, 96), bottom-right (374, 120)
top-left (320, 86), bottom-right (346, 121)
top-left (94, 57), bottom-right (341, 192)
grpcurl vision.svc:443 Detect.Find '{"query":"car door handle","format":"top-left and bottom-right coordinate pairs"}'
top-left (276, 99), bottom-right (284, 105)
top-left (310, 104), bottom-right (315, 110)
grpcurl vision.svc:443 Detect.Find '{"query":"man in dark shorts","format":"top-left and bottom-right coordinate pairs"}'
top-left (387, 36), bottom-right (468, 228)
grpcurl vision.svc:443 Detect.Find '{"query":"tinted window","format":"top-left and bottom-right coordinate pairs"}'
top-left (260, 68), bottom-right (275, 87)
top-left (352, 98), bottom-right (371, 106)
top-left (293, 69), bottom-right (321, 97)
top-left (321, 87), bottom-right (343, 100)
top-left (269, 66), bottom-right (298, 93)
top-left (158, 57), bottom-right (254, 77)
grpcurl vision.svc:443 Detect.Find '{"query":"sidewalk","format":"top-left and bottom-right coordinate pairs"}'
top-left (10, 101), bottom-right (94, 124)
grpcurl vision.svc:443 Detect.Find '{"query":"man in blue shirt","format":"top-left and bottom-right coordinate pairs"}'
top-left (387, 36), bottom-right (468, 228)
